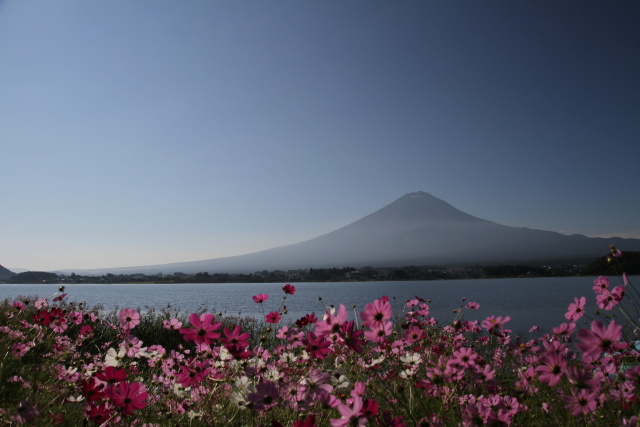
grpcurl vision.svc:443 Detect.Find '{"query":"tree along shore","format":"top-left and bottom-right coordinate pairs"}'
top-left (4, 252), bottom-right (639, 284)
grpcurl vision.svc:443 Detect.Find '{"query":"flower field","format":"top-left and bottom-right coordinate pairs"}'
top-left (1, 247), bottom-right (639, 426)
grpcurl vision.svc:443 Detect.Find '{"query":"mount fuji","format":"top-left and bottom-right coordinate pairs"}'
top-left (61, 192), bottom-right (640, 275)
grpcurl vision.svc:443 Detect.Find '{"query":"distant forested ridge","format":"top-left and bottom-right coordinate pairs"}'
top-left (6, 255), bottom-right (639, 284)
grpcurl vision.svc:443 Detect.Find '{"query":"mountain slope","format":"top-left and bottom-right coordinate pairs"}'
top-left (61, 192), bottom-right (640, 274)
top-left (0, 264), bottom-right (16, 281)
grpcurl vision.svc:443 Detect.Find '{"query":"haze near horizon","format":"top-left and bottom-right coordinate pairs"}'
top-left (2, 1), bottom-right (639, 271)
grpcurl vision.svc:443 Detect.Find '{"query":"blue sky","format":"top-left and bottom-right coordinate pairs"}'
top-left (2, 1), bottom-right (639, 271)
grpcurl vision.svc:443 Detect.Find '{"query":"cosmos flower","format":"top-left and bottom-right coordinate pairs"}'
top-left (360, 298), bottom-right (393, 329)
top-left (565, 296), bottom-right (586, 322)
top-left (118, 308), bottom-right (140, 330)
top-left (265, 311), bottom-right (282, 324)
top-left (179, 313), bottom-right (222, 345)
top-left (252, 294), bottom-right (269, 303)
top-left (107, 381), bottom-right (148, 415)
top-left (576, 320), bottom-right (622, 359)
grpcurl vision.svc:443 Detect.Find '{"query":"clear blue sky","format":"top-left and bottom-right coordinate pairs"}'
top-left (2, 1), bottom-right (639, 271)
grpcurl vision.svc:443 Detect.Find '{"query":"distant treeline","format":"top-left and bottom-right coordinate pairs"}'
top-left (4, 253), bottom-right (638, 285)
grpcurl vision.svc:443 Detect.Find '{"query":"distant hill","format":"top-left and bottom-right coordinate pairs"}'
top-left (58, 192), bottom-right (640, 275)
top-left (0, 264), bottom-right (17, 281)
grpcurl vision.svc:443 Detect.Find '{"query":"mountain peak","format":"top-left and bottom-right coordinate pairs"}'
top-left (381, 191), bottom-right (483, 224)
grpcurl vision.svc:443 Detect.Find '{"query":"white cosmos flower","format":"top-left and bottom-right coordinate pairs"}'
top-left (400, 352), bottom-right (422, 366)
top-left (104, 347), bottom-right (125, 367)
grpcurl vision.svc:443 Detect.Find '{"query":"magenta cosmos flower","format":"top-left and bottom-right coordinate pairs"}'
top-left (576, 319), bottom-right (622, 359)
top-left (252, 294), bottom-right (269, 303)
top-left (282, 284), bottom-right (296, 295)
top-left (107, 381), bottom-right (148, 415)
top-left (118, 308), bottom-right (140, 330)
top-left (265, 311), bottom-right (282, 324)
top-left (179, 313), bottom-right (222, 344)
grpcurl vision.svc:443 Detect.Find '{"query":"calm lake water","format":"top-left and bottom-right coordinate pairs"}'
top-left (2, 276), bottom-right (636, 334)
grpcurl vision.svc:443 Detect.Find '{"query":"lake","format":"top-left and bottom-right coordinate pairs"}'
top-left (2, 276), bottom-right (636, 334)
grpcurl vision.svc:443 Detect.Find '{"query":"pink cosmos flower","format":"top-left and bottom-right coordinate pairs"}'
top-left (363, 321), bottom-right (393, 343)
top-left (162, 318), bottom-right (183, 330)
top-left (107, 381), bottom-right (148, 415)
top-left (451, 347), bottom-right (478, 368)
top-left (282, 284), bottom-right (296, 295)
top-left (118, 308), bottom-right (140, 330)
top-left (465, 301), bottom-right (480, 310)
top-left (404, 325), bottom-right (424, 343)
top-left (576, 319), bottom-right (622, 359)
top-left (175, 360), bottom-right (210, 387)
top-left (331, 395), bottom-right (365, 427)
top-left (12, 301), bottom-right (25, 310)
top-left (252, 294), bottom-right (269, 303)
top-left (179, 313), bottom-right (222, 344)
top-left (552, 322), bottom-right (576, 337)
top-left (220, 325), bottom-right (251, 351)
top-left (481, 315), bottom-right (511, 331)
top-left (35, 298), bottom-right (48, 309)
top-left (360, 298), bottom-right (393, 329)
top-left (565, 296), bottom-right (586, 322)
top-left (593, 276), bottom-right (610, 294)
top-left (563, 388), bottom-right (598, 416)
top-left (265, 311), bottom-right (282, 324)
top-left (68, 311), bottom-right (83, 325)
top-left (11, 343), bottom-right (30, 358)
top-left (535, 352), bottom-right (567, 386)
top-left (315, 304), bottom-right (348, 338)
top-left (595, 290), bottom-right (619, 310)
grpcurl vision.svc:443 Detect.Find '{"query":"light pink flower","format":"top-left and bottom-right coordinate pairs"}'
top-left (315, 304), bottom-right (347, 338)
top-left (118, 308), bottom-right (140, 330)
top-left (331, 395), bottom-right (365, 427)
top-left (360, 298), bottom-right (393, 329)
top-left (162, 318), bottom-right (182, 330)
top-left (363, 321), bottom-right (393, 343)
